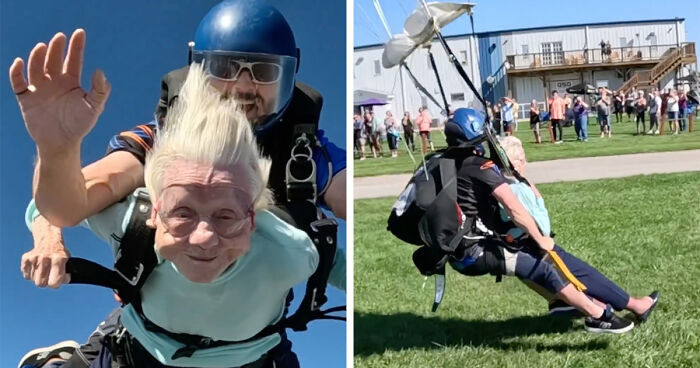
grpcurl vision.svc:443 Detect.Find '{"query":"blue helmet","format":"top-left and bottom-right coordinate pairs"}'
top-left (444, 108), bottom-right (487, 148)
top-left (192, 0), bottom-right (299, 133)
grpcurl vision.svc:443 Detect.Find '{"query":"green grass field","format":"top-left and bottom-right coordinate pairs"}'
top-left (354, 172), bottom-right (700, 368)
top-left (354, 116), bottom-right (700, 177)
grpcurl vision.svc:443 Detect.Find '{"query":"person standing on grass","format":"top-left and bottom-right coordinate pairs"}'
top-left (563, 93), bottom-right (573, 127)
top-left (416, 106), bottom-right (433, 155)
top-left (625, 87), bottom-right (637, 122)
top-left (384, 111), bottom-right (399, 158)
top-left (529, 99), bottom-right (541, 143)
top-left (679, 90), bottom-right (688, 132)
top-left (372, 111), bottom-right (386, 157)
top-left (573, 96), bottom-right (589, 142)
top-left (635, 90), bottom-right (648, 135)
top-left (402, 111), bottom-right (415, 151)
top-left (660, 89), bottom-right (669, 132)
top-left (667, 90), bottom-right (680, 135)
top-left (502, 97), bottom-right (515, 136)
top-left (613, 91), bottom-right (624, 123)
top-left (371, 110), bottom-right (385, 157)
top-left (492, 102), bottom-right (502, 136)
top-left (549, 91), bottom-right (565, 143)
top-left (364, 111), bottom-right (378, 158)
top-left (354, 113), bottom-right (366, 160)
top-left (596, 93), bottom-right (611, 138)
top-left (648, 89), bottom-right (662, 135)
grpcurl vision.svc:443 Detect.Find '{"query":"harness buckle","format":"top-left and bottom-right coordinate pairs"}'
top-left (286, 133), bottom-right (317, 202)
top-left (114, 263), bottom-right (145, 287)
top-left (115, 325), bottom-right (127, 345)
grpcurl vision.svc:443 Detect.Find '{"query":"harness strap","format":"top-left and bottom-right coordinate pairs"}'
top-left (284, 128), bottom-right (345, 324)
top-left (136, 300), bottom-right (346, 359)
top-left (113, 189), bottom-right (156, 304)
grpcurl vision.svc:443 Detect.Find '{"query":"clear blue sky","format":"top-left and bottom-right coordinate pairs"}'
top-left (0, 1), bottom-right (345, 367)
top-left (354, 0), bottom-right (699, 47)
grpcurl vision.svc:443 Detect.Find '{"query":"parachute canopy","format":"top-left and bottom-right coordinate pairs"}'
top-left (382, 2), bottom-right (475, 68)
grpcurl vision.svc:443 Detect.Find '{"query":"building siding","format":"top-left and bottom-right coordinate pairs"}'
top-left (354, 18), bottom-right (693, 117)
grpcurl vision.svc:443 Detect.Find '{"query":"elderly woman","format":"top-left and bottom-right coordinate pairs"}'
top-left (498, 136), bottom-right (658, 320)
top-left (21, 65), bottom-right (345, 368)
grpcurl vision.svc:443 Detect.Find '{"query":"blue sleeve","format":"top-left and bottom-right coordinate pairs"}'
top-left (106, 121), bottom-right (157, 164)
top-left (312, 129), bottom-right (346, 203)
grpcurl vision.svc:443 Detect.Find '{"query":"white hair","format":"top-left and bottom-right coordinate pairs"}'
top-left (144, 64), bottom-right (272, 210)
top-left (499, 136), bottom-right (526, 166)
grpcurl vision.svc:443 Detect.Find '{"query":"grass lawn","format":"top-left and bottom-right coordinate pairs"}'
top-left (354, 116), bottom-right (700, 177)
top-left (354, 172), bottom-right (700, 368)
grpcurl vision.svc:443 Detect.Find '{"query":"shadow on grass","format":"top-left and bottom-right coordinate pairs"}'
top-left (354, 311), bottom-right (609, 355)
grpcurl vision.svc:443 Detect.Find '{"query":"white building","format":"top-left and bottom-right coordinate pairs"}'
top-left (354, 18), bottom-right (697, 120)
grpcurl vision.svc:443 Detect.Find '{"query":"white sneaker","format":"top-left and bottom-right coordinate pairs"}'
top-left (647, 130), bottom-right (653, 134)
top-left (654, 130), bottom-right (659, 135)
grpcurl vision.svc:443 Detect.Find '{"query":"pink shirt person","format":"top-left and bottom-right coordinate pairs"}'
top-left (550, 96), bottom-right (565, 120)
top-left (416, 109), bottom-right (432, 132)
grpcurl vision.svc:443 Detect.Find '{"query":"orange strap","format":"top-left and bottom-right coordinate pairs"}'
top-left (547, 250), bottom-right (587, 292)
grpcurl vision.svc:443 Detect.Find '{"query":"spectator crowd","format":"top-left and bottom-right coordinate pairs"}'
top-left (353, 105), bottom-right (436, 160)
top-left (354, 86), bottom-right (696, 160)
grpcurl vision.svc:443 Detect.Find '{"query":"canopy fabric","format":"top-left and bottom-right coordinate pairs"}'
top-left (404, 2), bottom-right (474, 42)
top-left (355, 97), bottom-right (389, 106)
top-left (566, 83), bottom-right (597, 95)
top-left (382, 2), bottom-right (474, 68)
top-left (382, 34), bottom-right (417, 68)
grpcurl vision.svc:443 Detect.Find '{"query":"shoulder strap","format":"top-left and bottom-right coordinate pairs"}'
top-left (65, 190), bottom-right (156, 306)
top-left (284, 128), bottom-right (345, 325)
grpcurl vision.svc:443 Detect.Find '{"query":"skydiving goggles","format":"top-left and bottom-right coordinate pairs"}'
top-left (192, 51), bottom-right (296, 84)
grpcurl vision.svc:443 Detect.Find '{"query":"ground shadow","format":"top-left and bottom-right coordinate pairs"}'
top-left (354, 311), bottom-right (609, 355)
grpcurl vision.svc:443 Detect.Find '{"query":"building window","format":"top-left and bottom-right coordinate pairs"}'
top-left (648, 34), bottom-right (658, 55)
top-left (522, 44), bottom-right (530, 60)
top-left (460, 50), bottom-right (468, 65)
top-left (374, 60), bottom-right (381, 75)
top-left (619, 37), bottom-right (627, 48)
top-left (451, 93), bottom-right (465, 102)
top-left (420, 96), bottom-right (428, 109)
top-left (540, 42), bottom-right (563, 65)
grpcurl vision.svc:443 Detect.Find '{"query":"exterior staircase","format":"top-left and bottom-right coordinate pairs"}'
top-left (619, 42), bottom-right (696, 93)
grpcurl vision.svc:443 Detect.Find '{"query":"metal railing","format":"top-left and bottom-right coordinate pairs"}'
top-left (619, 43), bottom-right (696, 93)
top-left (506, 43), bottom-right (693, 71)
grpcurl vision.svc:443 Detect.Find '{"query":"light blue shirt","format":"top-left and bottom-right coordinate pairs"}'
top-left (26, 191), bottom-right (346, 367)
top-left (499, 181), bottom-right (551, 239)
top-left (502, 103), bottom-right (514, 122)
